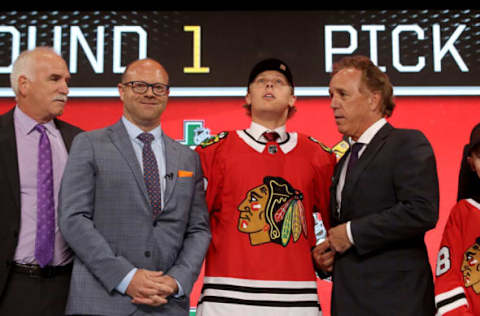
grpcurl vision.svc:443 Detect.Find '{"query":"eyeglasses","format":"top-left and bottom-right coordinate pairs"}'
top-left (122, 81), bottom-right (170, 96)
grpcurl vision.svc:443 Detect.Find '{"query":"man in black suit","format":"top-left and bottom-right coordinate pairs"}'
top-left (313, 55), bottom-right (439, 316)
top-left (0, 47), bottom-right (82, 315)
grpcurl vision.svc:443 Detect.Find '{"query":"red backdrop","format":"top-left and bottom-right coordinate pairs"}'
top-left (2, 96), bottom-right (478, 315)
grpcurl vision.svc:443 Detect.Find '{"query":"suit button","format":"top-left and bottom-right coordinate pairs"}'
top-left (144, 251), bottom-right (151, 258)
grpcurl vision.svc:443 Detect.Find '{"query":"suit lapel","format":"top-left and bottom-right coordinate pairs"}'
top-left (162, 134), bottom-right (179, 206)
top-left (108, 121), bottom-right (151, 209)
top-left (342, 123), bottom-right (393, 199)
top-left (0, 108), bottom-right (20, 210)
top-left (55, 119), bottom-right (76, 151)
top-left (330, 152), bottom-right (347, 222)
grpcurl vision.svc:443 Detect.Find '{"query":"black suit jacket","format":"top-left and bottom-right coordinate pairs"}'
top-left (0, 107), bottom-right (82, 297)
top-left (330, 123), bottom-right (439, 316)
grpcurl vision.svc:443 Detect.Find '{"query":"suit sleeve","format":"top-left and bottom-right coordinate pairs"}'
top-left (435, 202), bottom-right (475, 316)
top-left (166, 151), bottom-right (211, 295)
top-left (195, 138), bottom-right (225, 214)
top-left (59, 132), bottom-right (135, 292)
top-left (351, 130), bottom-right (439, 255)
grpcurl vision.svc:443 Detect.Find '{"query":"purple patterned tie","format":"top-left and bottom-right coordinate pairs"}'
top-left (34, 124), bottom-right (55, 267)
top-left (137, 133), bottom-right (162, 216)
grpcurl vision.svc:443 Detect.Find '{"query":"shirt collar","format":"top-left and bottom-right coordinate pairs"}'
top-left (350, 118), bottom-right (387, 146)
top-left (121, 116), bottom-right (163, 143)
top-left (247, 121), bottom-right (288, 143)
top-left (14, 106), bottom-right (57, 136)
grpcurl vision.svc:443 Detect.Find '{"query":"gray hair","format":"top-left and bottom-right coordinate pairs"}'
top-left (10, 47), bottom-right (59, 95)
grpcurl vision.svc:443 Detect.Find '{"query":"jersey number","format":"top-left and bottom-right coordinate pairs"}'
top-left (436, 246), bottom-right (451, 276)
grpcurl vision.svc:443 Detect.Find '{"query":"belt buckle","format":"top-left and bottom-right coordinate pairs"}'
top-left (40, 266), bottom-right (55, 278)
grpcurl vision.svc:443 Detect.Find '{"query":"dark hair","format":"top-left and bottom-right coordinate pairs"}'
top-left (332, 55), bottom-right (395, 117)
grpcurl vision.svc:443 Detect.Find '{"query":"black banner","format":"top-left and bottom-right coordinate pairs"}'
top-left (0, 10), bottom-right (477, 89)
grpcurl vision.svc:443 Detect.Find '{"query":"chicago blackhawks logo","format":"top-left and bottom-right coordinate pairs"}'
top-left (237, 176), bottom-right (307, 246)
top-left (462, 237), bottom-right (480, 294)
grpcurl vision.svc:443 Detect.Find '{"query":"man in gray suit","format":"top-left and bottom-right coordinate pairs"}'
top-left (59, 58), bottom-right (211, 315)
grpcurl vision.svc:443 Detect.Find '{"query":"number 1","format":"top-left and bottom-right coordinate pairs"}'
top-left (184, 25), bottom-right (210, 74)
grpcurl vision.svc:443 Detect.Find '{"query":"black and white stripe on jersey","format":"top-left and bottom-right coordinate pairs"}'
top-left (435, 287), bottom-right (468, 315)
top-left (197, 278), bottom-right (320, 309)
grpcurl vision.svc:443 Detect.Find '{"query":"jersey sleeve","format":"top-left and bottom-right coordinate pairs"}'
top-left (308, 136), bottom-right (336, 232)
top-left (435, 202), bottom-right (475, 316)
top-left (195, 132), bottom-right (228, 213)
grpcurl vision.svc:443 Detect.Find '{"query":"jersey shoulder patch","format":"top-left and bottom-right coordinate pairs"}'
top-left (332, 139), bottom-right (349, 160)
top-left (307, 136), bottom-right (332, 153)
top-left (199, 131), bottom-right (229, 148)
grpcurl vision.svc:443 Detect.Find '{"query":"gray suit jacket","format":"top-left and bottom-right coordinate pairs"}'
top-left (59, 120), bottom-right (211, 316)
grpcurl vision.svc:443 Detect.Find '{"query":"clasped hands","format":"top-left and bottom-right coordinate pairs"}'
top-left (312, 223), bottom-right (352, 273)
top-left (126, 269), bottom-right (179, 307)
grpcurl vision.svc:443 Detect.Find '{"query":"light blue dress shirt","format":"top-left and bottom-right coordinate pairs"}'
top-left (116, 117), bottom-right (183, 297)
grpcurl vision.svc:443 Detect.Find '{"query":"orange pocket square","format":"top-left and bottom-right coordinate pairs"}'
top-left (178, 170), bottom-right (193, 178)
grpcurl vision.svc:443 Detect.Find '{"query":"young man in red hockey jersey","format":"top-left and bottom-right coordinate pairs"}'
top-left (195, 58), bottom-right (336, 316)
top-left (435, 127), bottom-right (480, 316)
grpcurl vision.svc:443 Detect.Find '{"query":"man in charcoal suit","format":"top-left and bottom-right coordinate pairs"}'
top-left (313, 55), bottom-right (439, 316)
top-left (0, 47), bottom-right (82, 315)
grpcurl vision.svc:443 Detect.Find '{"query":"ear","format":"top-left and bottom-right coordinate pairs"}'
top-left (17, 75), bottom-right (29, 96)
top-left (288, 94), bottom-right (297, 107)
top-left (467, 156), bottom-right (475, 172)
top-left (118, 83), bottom-right (125, 102)
top-left (245, 92), bottom-right (251, 106)
top-left (368, 91), bottom-right (382, 112)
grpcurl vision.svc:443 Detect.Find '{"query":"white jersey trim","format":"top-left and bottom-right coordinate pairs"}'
top-left (236, 130), bottom-right (298, 154)
top-left (466, 198), bottom-right (480, 210)
top-left (197, 276), bottom-right (321, 316)
top-left (203, 276), bottom-right (318, 288)
top-left (435, 286), bottom-right (468, 316)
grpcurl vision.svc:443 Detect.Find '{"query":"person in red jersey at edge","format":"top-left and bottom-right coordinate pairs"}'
top-left (195, 58), bottom-right (336, 316)
top-left (435, 126), bottom-right (480, 316)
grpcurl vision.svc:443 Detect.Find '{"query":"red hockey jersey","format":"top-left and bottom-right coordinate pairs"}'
top-left (435, 199), bottom-right (480, 316)
top-left (195, 128), bottom-right (335, 316)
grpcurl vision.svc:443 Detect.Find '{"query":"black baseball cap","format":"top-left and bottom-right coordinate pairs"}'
top-left (247, 58), bottom-right (294, 87)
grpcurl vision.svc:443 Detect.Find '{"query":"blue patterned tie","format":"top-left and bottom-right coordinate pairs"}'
top-left (34, 124), bottom-right (55, 267)
top-left (137, 133), bottom-right (162, 216)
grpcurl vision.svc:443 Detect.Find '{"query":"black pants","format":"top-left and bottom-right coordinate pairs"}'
top-left (0, 269), bottom-right (71, 316)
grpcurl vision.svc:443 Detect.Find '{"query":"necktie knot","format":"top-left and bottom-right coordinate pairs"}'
top-left (137, 132), bottom-right (155, 145)
top-left (350, 142), bottom-right (364, 156)
top-left (345, 142), bottom-right (364, 179)
top-left (263, 131), bottom-right (280, 142)
top-left (34, 124), bottom-right (47, 135)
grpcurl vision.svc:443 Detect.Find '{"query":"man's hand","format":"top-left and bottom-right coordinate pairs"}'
top-left (312, 240), bottom-right (335, 272)
top-left (328, 223), bottom-right (352, 253)
top-left (126, 269), bottom-right (175, 306)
